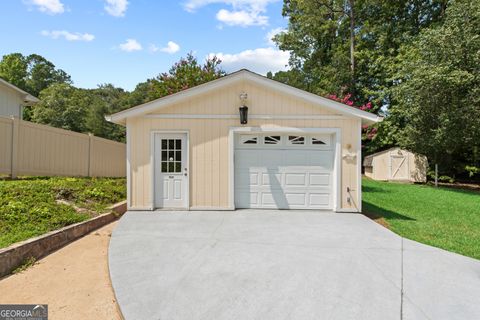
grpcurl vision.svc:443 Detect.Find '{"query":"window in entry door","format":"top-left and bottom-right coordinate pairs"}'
top-left (161, 139), bottom-right (182, 173)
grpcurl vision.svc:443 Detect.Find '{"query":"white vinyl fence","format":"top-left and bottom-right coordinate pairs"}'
top-left (0, 116), bottom-right (125, 178)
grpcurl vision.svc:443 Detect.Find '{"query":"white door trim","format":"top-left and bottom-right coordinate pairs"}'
top-left (150, 130), bottom-right (190, 210)
top-left (228, 127), bottom-right (342, 211)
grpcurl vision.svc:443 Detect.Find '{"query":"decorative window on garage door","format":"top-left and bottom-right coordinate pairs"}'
top-left (311, 135), bottom-right (331, 148)
top-left (240, 135), bottom-right (258, 145)
top-left (264, 135), bottom-right (281, 145)
top-left (287, 135), bottom-right (305, 145)
top-left (237, 133), bottom-right (333, 149)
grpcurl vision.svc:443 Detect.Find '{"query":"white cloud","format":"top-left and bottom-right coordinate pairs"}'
top-left (29, 0), bottom-right (64, 14)
top-left (216, 9), bottom-right (267, 27)
top-left (265, 27), bottom-right (285, 46)
top-left (184, 0), bottom-right (277, 12)
top-left (150, 41), bottom-right (181, 54)
top-left (119, 39), bottom-right (142, 52)
top-left (41, 30), bottom-right (95, 41)
top-left (161, 41), bottom-right (180, 54)
top-left (183, 0), bottom-right (278, 27)
top-left (104, 0), bottom-right (128, 17)
top-left (209, 47), bottom-right (289, 75)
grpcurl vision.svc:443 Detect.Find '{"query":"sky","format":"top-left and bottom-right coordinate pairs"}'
top-left (0, 0), bottom-right (290, 91)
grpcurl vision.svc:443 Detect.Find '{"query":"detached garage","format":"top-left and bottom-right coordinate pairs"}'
top-left (107, 70), bottom-right (382, 212)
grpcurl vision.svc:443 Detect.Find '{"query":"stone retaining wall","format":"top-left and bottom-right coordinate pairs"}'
top-left (0, 201), bottom-right (127, 278)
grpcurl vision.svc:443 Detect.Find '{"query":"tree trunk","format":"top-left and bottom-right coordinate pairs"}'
top-left (348, 0), bottom-right (356, 91)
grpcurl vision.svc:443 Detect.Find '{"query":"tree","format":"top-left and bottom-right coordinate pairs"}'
top-left (86, 84), bottom-right (128, 142)
top-left (388, 0), bottom-right (480, 177)
top-left (31, 83), bottom-right (90, 133)
top-left (25, 54), bottom-right (71, 97)
top-left (128, 53), bottom-right (225, 105)
top-left (0, 53), bottom-right (28, 90)
top-left (273, 0), bottom-right (447, 104)
top-left (0, 53), bottom-right (71, 97)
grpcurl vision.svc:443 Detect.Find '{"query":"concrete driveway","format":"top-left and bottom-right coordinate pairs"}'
top-left (109, 211), bottom-right (480, 320)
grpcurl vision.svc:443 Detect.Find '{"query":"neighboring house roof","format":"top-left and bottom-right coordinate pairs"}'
top-left (0, 78), bottom-right (39, 105)
top-left (106, 69), bottom-right (383, 126)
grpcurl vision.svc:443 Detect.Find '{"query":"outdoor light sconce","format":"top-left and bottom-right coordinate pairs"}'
top-left (239, 92), bottom-right (248, 124)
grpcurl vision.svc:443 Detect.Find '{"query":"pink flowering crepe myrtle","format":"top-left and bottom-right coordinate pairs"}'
top-left (326, 93), bottom-right (373, 111)
top-left (327, 93), bottom-right (376, 140)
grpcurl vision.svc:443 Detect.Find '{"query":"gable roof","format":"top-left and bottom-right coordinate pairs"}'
top-left (0, 78), bottom-right (39, 105)
top-left (106, 69), bottom-right (383, 125)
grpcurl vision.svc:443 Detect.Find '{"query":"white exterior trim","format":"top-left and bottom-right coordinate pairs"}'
top-left (228, 127), bottom-right (342, 212)
top-left (107, 69), bottom-right (382, 125)
top-left (144, 114), bottom-right (346, 120)
top-left (228, 128), bottom-right (235, 210)
top-left (126, 120), bottom-right (132, 210)
top-left (357, 119), bottom-right (362, 212)
top-left (149, 130), bottom-right (190, 210)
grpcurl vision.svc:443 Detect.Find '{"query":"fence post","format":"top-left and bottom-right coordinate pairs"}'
top-left (10, 116), bottom-right (19, 179)
top-left (87, 133), bottom-right (94, 177)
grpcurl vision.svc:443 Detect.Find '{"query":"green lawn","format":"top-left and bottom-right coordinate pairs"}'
top-left (362, 178), bottom-right (480, 260)
top-left (0, 177), bottom-right (126, 248)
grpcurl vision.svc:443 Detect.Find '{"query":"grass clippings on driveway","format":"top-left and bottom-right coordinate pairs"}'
top-left (0, 177), bottom-right (126, 248)
top-left (362, 178), bottom-right (480, 260)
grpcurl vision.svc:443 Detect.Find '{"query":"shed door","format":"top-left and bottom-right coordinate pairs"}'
top-left (234, 133), bottom-right (334, 210)
top-left (390, 151), bottom-right (409, 180)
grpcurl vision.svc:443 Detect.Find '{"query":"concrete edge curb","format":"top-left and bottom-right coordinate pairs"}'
top-left (107, 224), bottom-right (126, 320)
top-left (0, 200), bottom-right (127, 278)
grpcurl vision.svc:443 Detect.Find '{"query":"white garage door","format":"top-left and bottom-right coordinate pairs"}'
top-left (234, 133), bottom-right (335, 210)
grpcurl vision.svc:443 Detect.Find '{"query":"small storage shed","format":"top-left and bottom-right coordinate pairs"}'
top-left (363, 148), bottom-right (427, 182)
top-left (107, 69), bottom-right (383, 212)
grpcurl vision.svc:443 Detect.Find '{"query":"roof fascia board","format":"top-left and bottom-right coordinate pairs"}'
top-left (0, 79), bottom-right (39, 103)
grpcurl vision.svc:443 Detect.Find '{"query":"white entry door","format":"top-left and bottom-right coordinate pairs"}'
top-left (234, 133), bottom-right (335, 210)
top-left (154, 133), bottom-right (188, 208)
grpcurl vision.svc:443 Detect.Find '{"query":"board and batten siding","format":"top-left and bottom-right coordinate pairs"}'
top-left (0, 84), bottom-right (23, 118)
top-left (128, 80), bottom-right (362, 211)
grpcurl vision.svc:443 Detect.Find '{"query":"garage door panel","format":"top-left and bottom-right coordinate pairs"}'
top-left (309, 193), bottom-right (330, 207)
top-left (235, 133), bottom-right (334, 210)
top-left (309, 152), bottom-right (334, 168)
top-left (285, 173), bottom-right (307, 186)
top-left (235, 170), bottom-right (259, 187)
top-left (260, 172), bottom-right (283, 187)
top-left (285, 193), bottom-right (307, 206)
top-left (236, 191), bottom-right (259, 206)
top-left (309, 173), bottom-right (330, 186)
top-left (234, 150), bottom-right (260, 167)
